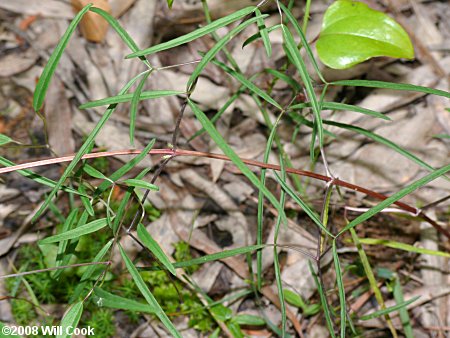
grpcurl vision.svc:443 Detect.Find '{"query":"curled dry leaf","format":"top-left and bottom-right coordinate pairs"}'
top-left (71, 0), bottom-right (111, 42)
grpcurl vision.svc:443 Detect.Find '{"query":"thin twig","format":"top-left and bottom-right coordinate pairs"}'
top-left (1, 148), bottom-right (448, 239)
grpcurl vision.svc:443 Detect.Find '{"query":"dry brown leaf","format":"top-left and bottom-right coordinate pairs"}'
top-left (71, 0), bottom-right (111, 43)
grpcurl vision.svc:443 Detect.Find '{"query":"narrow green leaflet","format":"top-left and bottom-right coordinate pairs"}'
top-left (34, 4), bottom-right (92, 111)
top-left (187, 15), bottom-right (266, 92)
top-left (80, 239), bottom-right (113, 282)
top-left (96, 139), bottom-right (155, 195)
top-left (359, 296), bottom-right (420, 321)
top-left (39, 218), bottom-right (108, 244)
top-left (280, 3), bottom-right (325, 83)
top-left (167, 0), bottom-right (174, 9)
top-left (282, 25), bottom-right (324, 147)
top-left (94, 287), bottom-right (155, 313)
top-left (123, 179), bottom-right (159, 191)
top-left (119, 244), bottom-right (181, 338)
top-left (242, 24), bottom-right (281, 49)
top-left (56, 302), bottom-right (83, 338)
top-left (330, 80), bottom-right (450, 99)
top-left (32, 71), bottom-right (150, 222)
top-left (275, 172), bottom-right (334, 237)
top-left (232, 314), bottom-right (265, 326)
top-left (188, 99), bottom-right (287, 225)
top-left (88, 7), bottom-right (150, 67)
top-left (0, 156), bottom-right (81, 196)
top-left (210, 58), bottom-right (282, 110)
top-left (254, 8), bottom-right (271, 57)
top-left (112, 168), bottom-right (151, 233)
top-left (0, 134), bottom-right (12, 146)
top-left (310, 261), bottom-right (336, 338)
top-left (142, 244), bottom-right (266, 271)
top-left (79, 90), bottom-right (183, 109)
top-left (323, 119), bottom-right (438, 174)
top-left (130, 71), bottom-right (151, 146)
top-left (291, 102), bottom-right (390, 120)
top-left (333, 240), bottom-right (346, 338)
top-left (265, 68), bottom-right (302, 92)
top-left (126, 6), bottom-right (256, 58)
top-left (137, 223), bottom-right (176, 275)
top-left (53, 209), bottom-right (79, 278)
top-left (357, 238), bottom-right (450, 258)
top-left (317, 0), bottom-right (414, 69)
top-left (393, 277), bottom-right (414, 338)
top-left (338, 163), bottom-right (450, 236)
top-left (83, 164), bottom-right (109, 180)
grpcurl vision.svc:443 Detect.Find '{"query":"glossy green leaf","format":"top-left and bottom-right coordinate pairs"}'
top-left (39, 218), bottom-right (108, 244)
top-left (317, 0), bottom-right (414, 69)
top-left (357, 238), bottom-right (450, 258)
top-left (338, 163), bottom-right (450, 236)
top-left (137, 223), bottom-right (176, 275)
top-left (0, 156), bottom-right (81, 196)
top-left (79, 90), bottom-right (184, 109)
top-left (188, 99), bottom-right (287, 225)
top-left (89, 7), bottom-right (150, 67)
top-left (232, 314), bottom-right (265, 326)
top-left (93, 287), bottom-right (155, 313)
top-left (187, 15), bottom-right (266, 92)
top-left (33, 4), bottom-right (92, 111)
top-left (123, 179), bottom-right (159, 191)
top-left (126, 7), bottom-right (256, 58)
top-left (331, 79), bottom-right (450, 99)
top-left (291, 101), bottom-right (390, 120)
top-left (57, 302), bottom-right (83, 338)
top-left (0, 134), bottom-right (12, 146)
top-left (359, 296), bottom-right (420, 321)
top-left (119, 244), bottom-right (181, 337)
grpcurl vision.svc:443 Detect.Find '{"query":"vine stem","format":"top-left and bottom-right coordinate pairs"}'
top-left (1, 148), bottom-right (448, 239)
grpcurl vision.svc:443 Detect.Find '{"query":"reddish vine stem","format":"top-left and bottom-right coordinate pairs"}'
top-left (1, 148), bottom-right (448, 239)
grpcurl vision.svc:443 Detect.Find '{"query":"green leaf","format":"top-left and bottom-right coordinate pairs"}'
top-left (79, 90), bottom-right (184, 109)
top-left (57, 302), bottom-right (83, 338)
top-left (333, 240), bottom-right (346, 338)
top-left (80, 239), bottom-right (113, 282)
top-left (188, 99), bottom-right (287, 226)
top-left (0, 134), bottom-right (12, 146)
top-left (32, 71), bottom-right (150, 222)
top-left (330, 79), bottom-right (450, 99)
top-left (282, 25), bottom-right (324, 147)
top-left (283, 290), bottom-right (307, 309)
top-left (359, 296), bottom-right (420, 321)
top-left (137, 223), bottom-right (176, 275)
top-left (242, 24), bottom-right (281, 49)
top-left (338, 163), bottom-right (450, 236)
top-left (119, 244), bottom-right (181, 337)
top-left (356, 238), bottom-right (450, 258)
top-left (316, 0), bottom-right (414, 69)
top-left (187, 15), bottom-right (266, 92)
top-left (39, 218), bottom-right (108, 244)
top-left (83, 164), bottom-right (109, 180)
top-left (142, 244), bottom-right (266, 271)
top-left (93, 287), bottom-right (155, 313)
top-left (88, 7), bottom-right (150, 67)
top-left (291, 102), bottom-right (390, 120)
top-left (96, 139), bottom-right (155, 196)
top-left (130, 71), bottom-right (151, 146)
top-left (33, 4), bottom-right (92, 111)
top-left (167, 0), bottom-right (174, 9)
top-left (232, 314), bottom-right (265, 326)
top-left (274, 172), bottom-right (334, 237)
top-left (123, 179), bottom-right (159, 191)
top-left (126, 7), bottom-right (256, 58)
top-left (254, 8), bottom-right (271, 57)
top-left (210, 58), bottom-right (282, 110)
